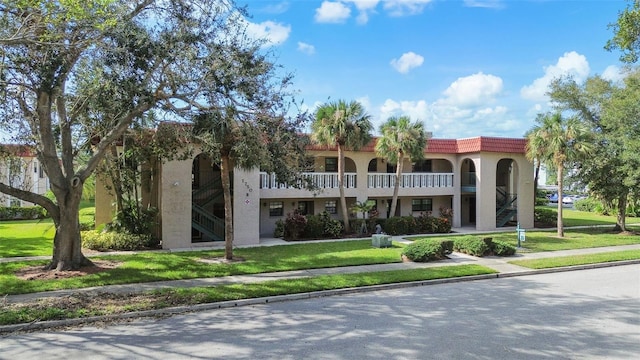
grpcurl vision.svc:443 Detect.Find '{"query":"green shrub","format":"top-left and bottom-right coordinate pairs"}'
top-left (402, 239), bottom-right (448, 262)
top-left (440, 240), bottom-right (454, 255)
top-left (0, 206), bottom-right (48, 220)
top-left (453, 236), bottom-right (490, 256)
top-left (283, 211), bottom-right (307, 240)
top-left (492, 240), bottom-right (516, 256)
top-left (273, 219), bottom-right (284, 238)
top-left (574, 197), bottom-right (600, 212)
top-left (324, 218), bottom-right (344, 238)
top-left (534, 207), bottom-right (556, 225)
top-left (433, 217), bottom-right (452, 233)
top-left (303, 214), bottom-right (324, 238)
top-left (82, 230), bottom-right (153, 251)
top-left (535, 197), bottom-right (549, 206)
top-left (383, 217), bottom-right (408, 235)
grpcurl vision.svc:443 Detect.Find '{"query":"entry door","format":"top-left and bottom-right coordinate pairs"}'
top-left (469, 197), bottom-right (476, 223)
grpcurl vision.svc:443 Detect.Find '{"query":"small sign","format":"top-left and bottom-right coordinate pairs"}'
top-left (245, 199), bottom-right (250, 205)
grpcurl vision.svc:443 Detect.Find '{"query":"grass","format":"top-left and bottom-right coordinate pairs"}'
top-left (409, 226), bottom-right (640, 253)
top-left (0, 240), bottom-right (406, 295)
top-left (0, 264), bottom-right (496, 326)
top-left (509, 249), bottom-right (640, 269)
top-left (0, 219), bottom-right (56, 257)
top-left (0, 201), bottom-right (95, 258)
top-left (557, 207), bottom-right (627, 227)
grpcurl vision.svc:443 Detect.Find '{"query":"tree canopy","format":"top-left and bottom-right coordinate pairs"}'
top-left (0, 0), bottom-right (304, 269)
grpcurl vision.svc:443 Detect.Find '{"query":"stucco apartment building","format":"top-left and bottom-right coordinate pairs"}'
top-left (95, 136), bottom-right (534, 250)
top-left (0, 145), bottom-right (50, 207)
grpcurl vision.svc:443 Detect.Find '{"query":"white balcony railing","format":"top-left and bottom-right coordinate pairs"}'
top-left (259, 172), bottom-right (356, 190)
top-left (367, 173), bottom-right (454, 189)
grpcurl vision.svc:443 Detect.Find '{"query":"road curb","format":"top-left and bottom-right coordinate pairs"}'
top-left (2, 260), bottom-right (639, 335)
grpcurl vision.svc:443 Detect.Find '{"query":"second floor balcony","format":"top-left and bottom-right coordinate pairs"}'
top-left (259, 172), bottom-right (454, 190)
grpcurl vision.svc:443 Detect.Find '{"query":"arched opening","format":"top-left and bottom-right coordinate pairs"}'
top-left (496, 158), bottom-right (519, 227)
top-left (191, 153), bottom-right (226, 242)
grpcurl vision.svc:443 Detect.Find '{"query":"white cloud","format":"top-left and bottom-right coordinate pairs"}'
top-left (383, 0), bottom-right (434, 16)
top-left (520, 51), bottom-right (590, 102)
top-left (315, 1), bottom-right (352, 23)
top-left (245, 20), bottom-right (291, 47)
top-left (297, 42), bottom-right (316, 55)
top-left (390, 52), bottom-right (424, 74)
top-left (601, 65), bottom-right (624, 83)
top-left (440, 72), bottom-right (503, 107)
top-left (463, 0), bottom-right (504, 9)
top-left (260, 1), bottom-right (290, 14)
top-left (345, 0), bottom-right (380, 24)
top-left (378, 99), bottom-right (429, 124)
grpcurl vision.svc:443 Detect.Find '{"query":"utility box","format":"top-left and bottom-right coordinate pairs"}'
top-left (516, 223), bottom-right (526, 247)
top-left (372, 234), bottom-right (392, 248)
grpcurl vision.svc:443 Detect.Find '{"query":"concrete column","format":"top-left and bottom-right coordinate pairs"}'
top-left (160, 158), bottom-right (192, 249)
top-left (233, 168), bottom-right (260, 245)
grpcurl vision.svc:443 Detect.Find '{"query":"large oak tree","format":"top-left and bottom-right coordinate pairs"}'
top-left (0, 0), bottom-right (275, 270)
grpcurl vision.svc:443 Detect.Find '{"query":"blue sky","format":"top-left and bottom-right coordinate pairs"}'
top-left (239, 0), bottom-right (627, 139)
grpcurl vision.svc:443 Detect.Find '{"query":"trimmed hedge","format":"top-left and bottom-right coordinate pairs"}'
top-left (383, 215), bottom-right (451, 236)
top-left (402, 239), bottom-right (449, 262)
top-left (452, 236), bottom-right (516, 257)
top-left (453, 236), bottom-right (491, 256)
top-left (0, 206), bottom-right (48, 220)
top-left (492, 239), bottom-right (516, 256)
top-left (82, 230), bottom-right (154, 251)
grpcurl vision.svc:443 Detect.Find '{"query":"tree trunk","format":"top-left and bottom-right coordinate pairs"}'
top-left (614, 194), bottom-right (627, 232)
top-left (47, 186), bottom-right (93, 270)
top-left (556, 164), bottom-right (564, 238)
top-left (337, 145), bottom-right (350, 233)
top-left (389, 153), bottom-right (403, 218)
top-left (221, 154), bottom-right (234, 260)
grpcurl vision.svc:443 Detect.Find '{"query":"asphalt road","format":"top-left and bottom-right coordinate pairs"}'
top-left (1, 265), bottom-right (639, 360)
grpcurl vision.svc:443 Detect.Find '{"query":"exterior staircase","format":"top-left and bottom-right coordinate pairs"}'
top-left (192, 178), bottom-right (225, 242)
top-left (496, 187), bottom-right (517, 227)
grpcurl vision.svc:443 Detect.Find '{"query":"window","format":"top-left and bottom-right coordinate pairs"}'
top-left (34, 162), bottom-right (38, 173)
top-left (325, 200), bottom-right (337, 214)
top-left (413, 160), bottom-right (432, 172)
top-left (325, 158), bottom-right (337, 172)
top-left (368, 159), bottom-right (378, 172)
top-left (10, 199), bottom-right (21, 207)
top-left (269, 201), bottom-right (284, 216)
top-left (39, 164), bottom-right (44, 179)
top-left (412, 198), bottom-right (432, 212)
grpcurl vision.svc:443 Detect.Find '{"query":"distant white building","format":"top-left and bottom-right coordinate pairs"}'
top-left (0, 145), bottom-right (50, 207)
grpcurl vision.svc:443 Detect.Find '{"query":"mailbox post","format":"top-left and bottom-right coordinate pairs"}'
top-left (516, 222), bottom-right (526, 248)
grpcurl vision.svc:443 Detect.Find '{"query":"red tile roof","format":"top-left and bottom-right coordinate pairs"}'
top-left (307, 136), bottom-right (526, 154)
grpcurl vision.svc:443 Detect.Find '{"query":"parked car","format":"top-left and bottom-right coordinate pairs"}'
top-left (548, 193), bottom-right (558, 203)
top-left (562, 196), bottom-right (574, 205)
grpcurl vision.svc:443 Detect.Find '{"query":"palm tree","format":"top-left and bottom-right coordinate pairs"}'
top-left (312, 100), bottom-right (373, 233)
top-left (375, 116), bottom-right (428, 218)
top-left (526, 113), bottom-right (593, 237)
top-left (525, 113), bottom-right (554, 203)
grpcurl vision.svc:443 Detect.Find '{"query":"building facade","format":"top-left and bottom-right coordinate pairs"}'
top-left (0, 145), bottom-right (50, 207)
top-left (95, 136), bottom-right (534, 250)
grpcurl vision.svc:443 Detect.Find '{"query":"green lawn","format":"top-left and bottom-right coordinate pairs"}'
top-left (0, 219), bottom-right (56, 257)
top-left (0, 264), bottom-right (496, 326)
top-left (0, 203), bottom-right (95, 258)
top-left (509, 249), bottom-right (640, 269)
top-left (409, 227), bottom-right (640, 253)
top-left (0, 240), bottom-right (407, 295)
